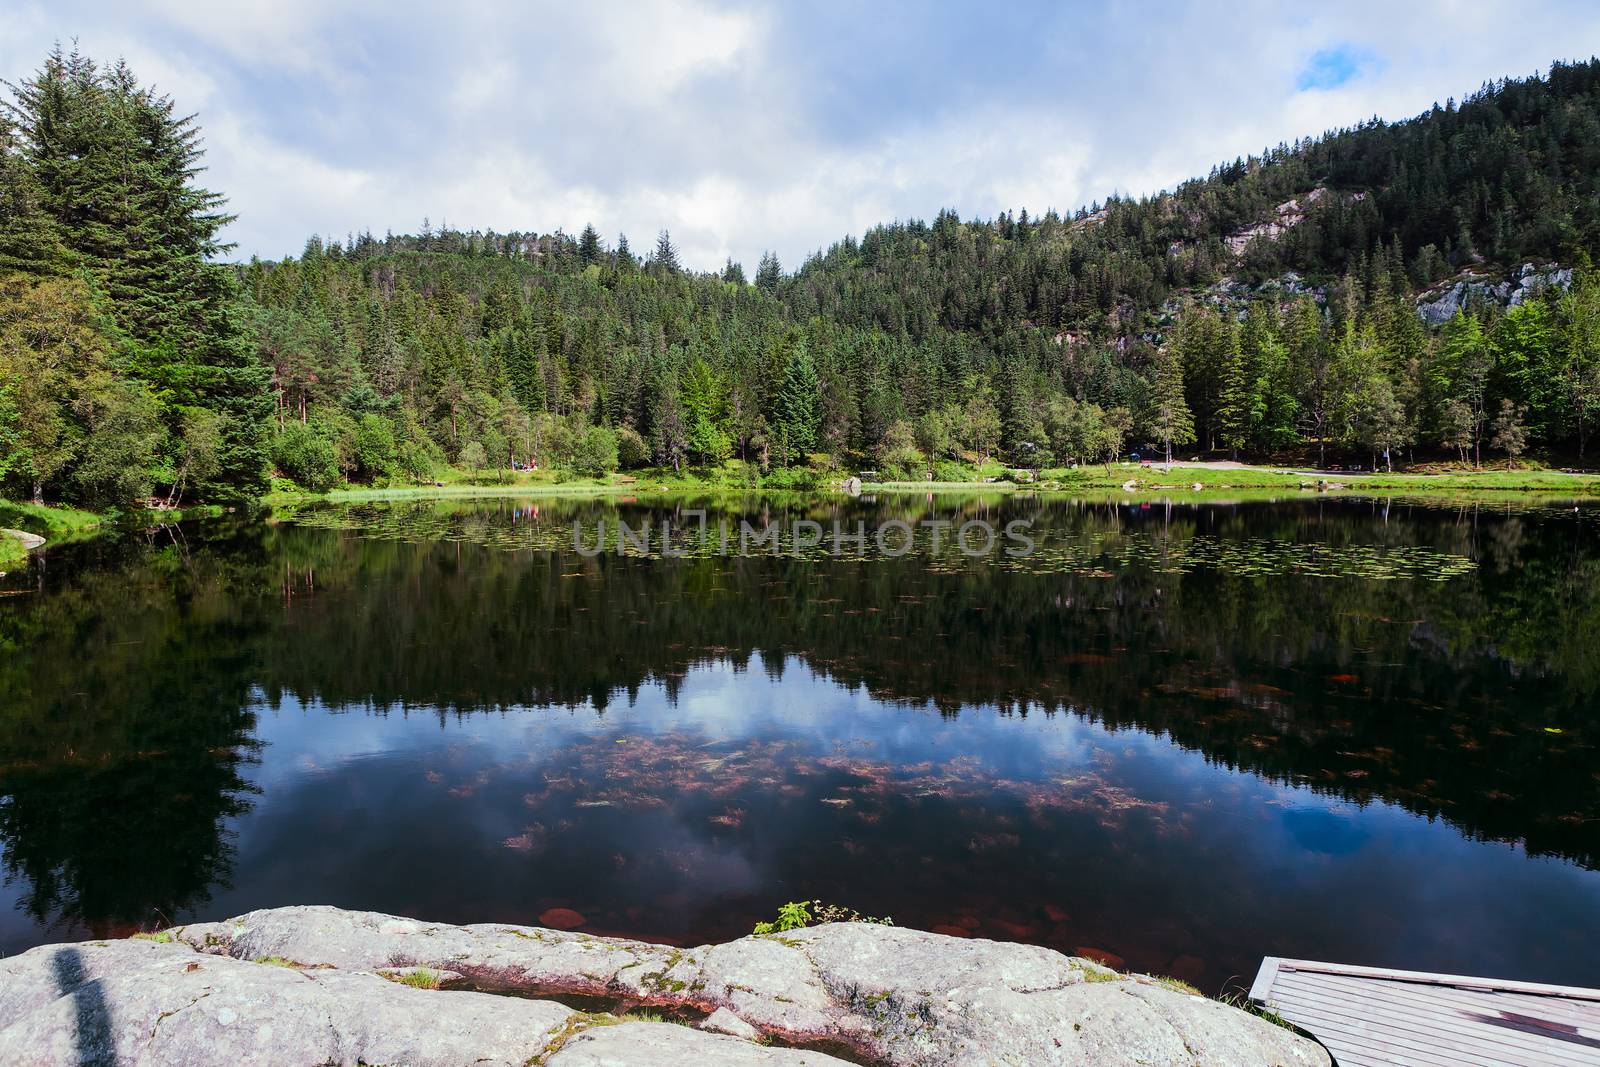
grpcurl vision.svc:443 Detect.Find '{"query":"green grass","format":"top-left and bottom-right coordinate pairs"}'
top-left (1152, 975), bottom-right (1202, 996)
top-left (0, 499), bottom-right (108, 538)
top-left (1219, 990), bottom-right (1296, 1031)
top-left (0, 499), bottom-right (110, 566)
top-left (392, 968), bottom-right (444, 989)
top-left (868, 462), bottom-right (1600, 497)
top-left (130, 930), bottom-right (174, 943)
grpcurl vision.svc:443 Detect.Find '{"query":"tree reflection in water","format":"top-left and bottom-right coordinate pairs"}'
top-left (0, 494), bottom-right (1595, 990)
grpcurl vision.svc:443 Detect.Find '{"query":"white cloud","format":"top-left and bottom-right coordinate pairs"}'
top-left (8, 1), bottom-right (1599, 272)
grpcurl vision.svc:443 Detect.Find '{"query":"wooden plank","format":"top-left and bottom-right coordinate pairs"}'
top-left (1271, 975), bottom-right (1598, 1061)
top-left (1268, 986), bottom-right (1569, 1065)
top-left (1272, 958), bottom-right (1600, 1003)
top-left (1268, 986), bottom-right (1579, 1067)
top-left (1252, 957), bottom-right (1600, 1067)
top-left (1304, 972), bottom-right (1600, 1044)
top-left (1269, 1003), bottom-right (1466, 1067)
top-left (1249, 955), bottom-right (1282, 1004)
top-left (1275, 972), bottom-right (1597, 1042)
top-left (1292, 979), bottom-right (1600, 1049)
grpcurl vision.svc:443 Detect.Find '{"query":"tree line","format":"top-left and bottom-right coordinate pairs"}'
top-left (3, 49), bottom-right (1600, 505)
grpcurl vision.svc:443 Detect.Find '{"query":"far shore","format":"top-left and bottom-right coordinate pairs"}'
top-left (262, 460), bottom-right (1600, 504)
top-left (5, 460), bottom-right (1599, 562)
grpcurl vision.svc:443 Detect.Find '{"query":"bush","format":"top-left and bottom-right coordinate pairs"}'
top-left (616, 425), bottom-right (650, 469)
top-left (458, 440), bottom-right (489, 480)
top-left (762, 465), bottom-right (822, 490)
top-left (880, 451), bottom-right (926, 481)
top-left (349, 414), bottom-right (397, 482)
top-left (272, 421), bottom-right (339, 492)
top-left (932, 460), bottom-right (974, 482)
top-left (572, 425), bottom-right (620, 476)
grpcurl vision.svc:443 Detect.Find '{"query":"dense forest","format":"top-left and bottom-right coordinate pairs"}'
top-left (4, 47), bottom-right (1600, 504)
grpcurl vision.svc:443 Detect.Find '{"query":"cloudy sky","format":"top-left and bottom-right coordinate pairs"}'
top-left (5, 1), bottom-right (1597, 271)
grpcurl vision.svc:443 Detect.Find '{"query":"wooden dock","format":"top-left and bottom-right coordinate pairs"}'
top-left (1250, 957), bottom-right (1600, 1066)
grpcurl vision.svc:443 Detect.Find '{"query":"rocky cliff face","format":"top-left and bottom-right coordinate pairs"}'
top-left (0, 906), bottom-right (1331, 1067)
top-left (1416, 262), bottom-right (1574, 325)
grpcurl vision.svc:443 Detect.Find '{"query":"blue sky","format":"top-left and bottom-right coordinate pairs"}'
top-left (4, 1), bottom-right (1597, 271)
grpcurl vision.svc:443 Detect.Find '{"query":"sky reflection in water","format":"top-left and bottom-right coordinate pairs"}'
top-left (0, 495), bottom-right (1597, 994)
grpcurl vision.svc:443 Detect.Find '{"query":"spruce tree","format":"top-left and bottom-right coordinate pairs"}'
top-left (772, 339), bottom-right (821, 465)
top-left (650, 230), bottom-right (681, 276)
top-left (0, 109), bottom-right (67, 275)
top-left (755, 251), bottom-right (782, 294)
top-left (578, 223), bottom-right (601, 266)
top-left (1148, 344), bottom-right (1195, 465)
top-left (5, 48), bottom-right (270, 495)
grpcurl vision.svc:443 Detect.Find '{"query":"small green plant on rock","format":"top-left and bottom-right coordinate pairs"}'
top-left (397, 968), bottom-right (444, 990)
top-left (752, 899), bottom-right (892, 935)
top-left (753, 901), bottom-right (812, 934)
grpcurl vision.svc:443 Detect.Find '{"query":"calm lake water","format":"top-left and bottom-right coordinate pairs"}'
top-left (1, 493), bottom-right (1597, 994)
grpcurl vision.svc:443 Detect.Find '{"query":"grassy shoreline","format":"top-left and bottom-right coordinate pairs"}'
top-left (0, 500), bottom-right (110, 565)
top-left (6, 460), bottom-right (1599, 565)
top-left (267, 462), bottom-right (1600, 503)
top-left (871, 466), bottom-right (1600, 494)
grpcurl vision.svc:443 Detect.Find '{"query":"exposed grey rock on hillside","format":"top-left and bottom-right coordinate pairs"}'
top-left (1417, 262), bottom-right (1574, 325)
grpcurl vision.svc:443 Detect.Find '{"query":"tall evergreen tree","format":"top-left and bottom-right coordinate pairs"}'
top-left (4, 47), bottom-right (270, 494)
top-left (650, 230), bottom-right (681, 276)
top-left (755, 251), bottom-right (782, 295)
top-left (1148, 343), bottom-right (1195, 465)
top-left (772, 338), bottom-right (821, 465)
top-left (577, 223), bottom-right (602, 266)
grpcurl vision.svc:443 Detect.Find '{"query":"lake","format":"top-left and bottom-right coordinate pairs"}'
top-left (1, 492), bottom-right (1597, 994)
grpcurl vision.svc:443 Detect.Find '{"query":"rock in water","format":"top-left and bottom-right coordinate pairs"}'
top-left (539, 906), bottom-right (587, 929)
top-left (1, 528), bottom-right (44, 551)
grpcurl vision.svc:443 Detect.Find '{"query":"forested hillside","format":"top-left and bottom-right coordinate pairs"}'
top-left (4, 49), bottom-right (1600, 504)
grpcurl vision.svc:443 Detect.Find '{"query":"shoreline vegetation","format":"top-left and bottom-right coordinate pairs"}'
top-left (264, 459), bottom-right (1600, 501)
top-left (5, 457), bottom-right (1598, 565)
top-left (0, 500), bottom-right (107, 567)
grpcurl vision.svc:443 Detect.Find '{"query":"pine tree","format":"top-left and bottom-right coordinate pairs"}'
top-left (772, 338), bottom-right (820, 465)
top-left (650, 230), bottom-right (681, 276)
top-left (1148, 344), bottom-right (1195, 465)
top-left (578, 223), bottom-right (601, 266)
top-left (755, 251), bottom-right (782, 295)
top-left (646, 357), bottom-right (688, 471)
top-left (1214, 311), bottom-right (1256, 457)
top-left (0, 107), bottom-right (67, 275)
top-left (5, 48), bottom-right (270, 494)
top-left (681, 356), bottom-right (731, 463)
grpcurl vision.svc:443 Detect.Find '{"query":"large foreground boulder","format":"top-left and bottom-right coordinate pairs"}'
top-left (0, 907), bottom-right (1330, 1066)
top-left (0, 938), bottom-right (573, 1066)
